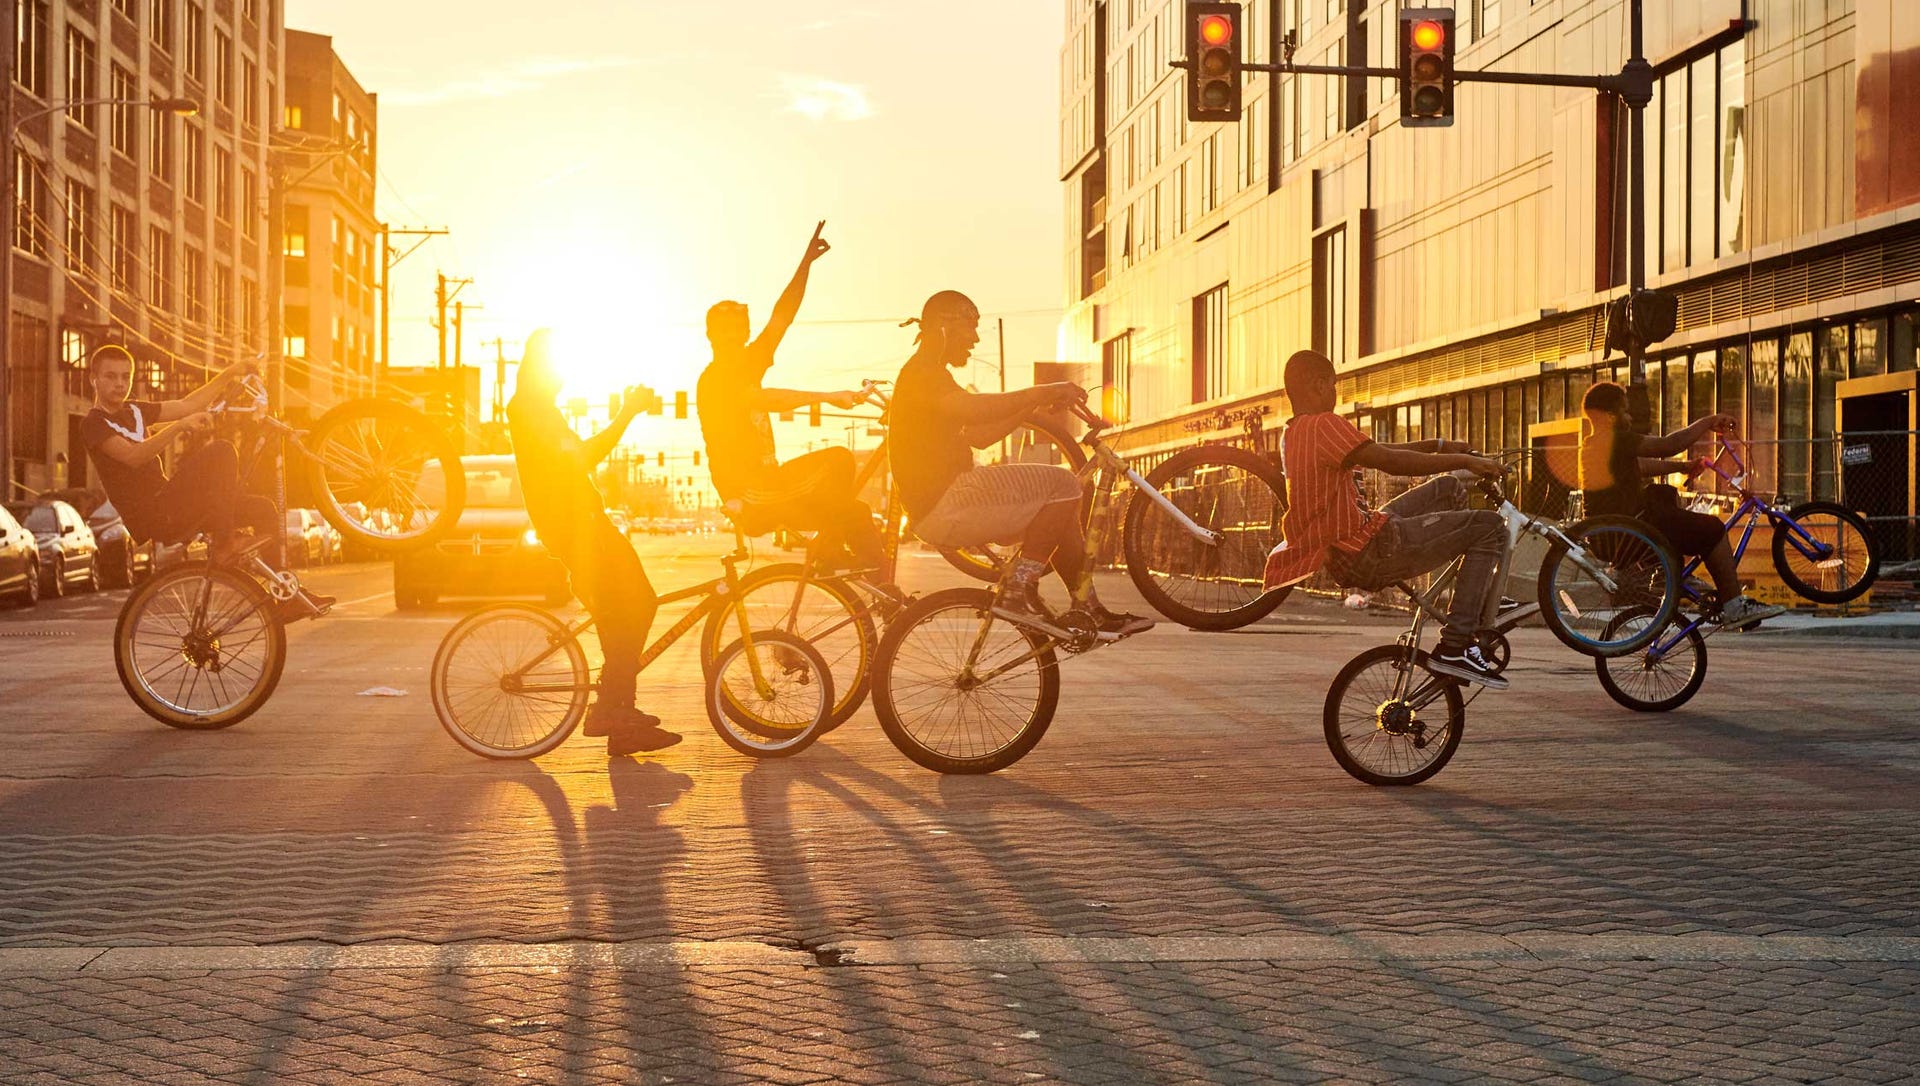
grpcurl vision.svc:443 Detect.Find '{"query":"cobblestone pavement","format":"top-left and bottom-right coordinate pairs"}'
top-left (0, 545), bottom-right (1916, 1083)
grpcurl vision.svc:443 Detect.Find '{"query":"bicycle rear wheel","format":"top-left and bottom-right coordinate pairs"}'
top-left (1123, 444), bottom-right (1288, 631)
top-left (871, 587), bottom-right (1059, 774)
top-left (1771, 502), bottom-right (1879, 604)
top-left (115, 566), bottom-right (286, 730)
top-left (700, 564), bottom-right (875, 731)
top-left (305, 399), bottom-right (466, 553)
top-left (937, 416), bottom-right (1090, 582)
top-left (1594, 607), bottom-right (1707, 712)
top-left (1538, 514), bottom-right (1679, 657)
top-left (1323, 644), bottom-right (1464, 786)
top-left (706, 630), bottom-right (833, 758)
top-left (431, 604), bottom-right (590, 759)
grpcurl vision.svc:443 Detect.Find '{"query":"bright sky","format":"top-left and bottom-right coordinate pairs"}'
top-left (284, 1), bottom-right (1067, 454)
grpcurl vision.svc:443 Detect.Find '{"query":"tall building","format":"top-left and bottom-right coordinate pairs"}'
top-left (5, 0), bottom-right (281, 497)
top-left (1062, 0), bottom-right (1919, 557)
top-left (278, 28), bottom-right (376, 428)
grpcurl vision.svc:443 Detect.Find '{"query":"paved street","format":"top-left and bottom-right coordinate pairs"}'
top-left (0, 537), bottom-right (1916, 1084)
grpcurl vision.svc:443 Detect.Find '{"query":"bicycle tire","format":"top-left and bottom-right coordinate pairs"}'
top-left (1771, 502), bottom-right (1880, 605)
top-left (706, 630), bottom-right (833, 758)
top-left (1594, 607), bottom-right (1707, 713)
top-left (936, 415), bottom-right (1092, 583)
top-left (305, 398), bottom-right (467, 553)
top-left (115, 565), bottom-right (286, 730)
top-left (1537, 514), bottom-right (1679, 657)
top-left (431, 604), bottom-right (590, 759)
top-left (1323, 644), bottom-right (1464, 786)
top-left (699, 564), bottom-right (876, 732)
top-left (871, 587), bottom-right (1059, 774)
top-left (1123, 444), bottom-right (1288, 631)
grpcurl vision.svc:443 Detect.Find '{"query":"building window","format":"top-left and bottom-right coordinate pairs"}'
top-left (1646, 41), bottom-right (1747, 273)
top-left (110, 65), bottom-right (138, 156)
top-left (148, 108), bottom-right (173, 184)
top-left (214, 31), bottom-right (233, 105)
top-left (150, 0), bottom-right (175, 55)
top-left (15, 1), bottom-right (49, 97)
top-left (113, 0), bottom-right (136, 18)
top-left (183, 123), bottom-right (204, 203)
top-left (182, 2), bottom-right (204, 78)
top-left (65, 29), bottom-right (97, 131)
top-left (242, 57), bottom-right (259, 128)
top-left (65, 179), bottom-right (94, 272)
top-left (110, 204), bottom-right (136, 289)
top-left (241, 279), bottom-right (258, 345)
top-left (1313, 225), bottom-right (1347, 368)
top-left (1780, 331), bottom-right (1813, 500)
top-left (1103, 332), bottom-right (1133, 423)
top-left (14, 155), bottom-right (44, 256)
top-left (242, 0), bottom-right (258, 24)
top-left (1749, 337), bottom-right (1779, 493)
top-left (147, 225), bottom-right (171, 307)
top-left (214, 147), bottom-right (234, 222)
top-left (182, 246), bottom-right (204, 321)
top-left (1192, 282), bottom-right (1229, 403)
top-left (213, 266), bottom-right (233, 332)
top-left (240, 169), bottom-right (258, 239)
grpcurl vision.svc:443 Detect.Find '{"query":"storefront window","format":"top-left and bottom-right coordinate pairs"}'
top-left (1690, 352), bottom-right (1717, 425)
top-left (1892, 310), bottom-right (1918, 372)
top-left (1749, 339), bottom-right (1778, 493)
top-left (1814, 326), bottom-right (1846, 498)
top-left (1781, 333), bottom-right (1813, 500)
top-left (1503, 385), bottom-right (1523, 452)
top-left (1852, 317), bottom-right (1886, 378)
top-left (1664, 356), bottom-right (1688, 433)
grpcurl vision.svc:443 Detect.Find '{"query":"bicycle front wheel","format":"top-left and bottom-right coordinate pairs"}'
top-left (115, 566), bottom-right (286, 729)
top-left (871, 587), bottom-right (1060, 774)
top-left (1537, 515), bottom-right (1679, 657)
top-left (938, 416), bottom-right (1091, 583)
top-left (1594, 607), bottom-right (1707, 712)
top-left (1323, 644), bottom-right (1464, 786)
top-left (1772, 502), bottom-right (1879, 604)
top-left (700, 564), bottom-right (876, 731)
top-left (431, 604), bottom-right (590, 759)
top-left (1123, 444), bottom-right (1288, 631)
top-left (305, 398), bottom-right (466, 553)
top-left (706, 630), bottom-right (833, 758)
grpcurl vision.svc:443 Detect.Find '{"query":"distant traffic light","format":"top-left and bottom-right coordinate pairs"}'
top-left (657, 452), bottom-right (666, 467)
top-left (693, 450), bottom-right (702, 466)
top-left (808, 403), bottom-right (822, 427)
top-left (1185, 2), bottom-right (1242, 123)
top-left (673, 390), bottom-right (689, 419)
top-left (1399, 8), bottom-right (1456, 127)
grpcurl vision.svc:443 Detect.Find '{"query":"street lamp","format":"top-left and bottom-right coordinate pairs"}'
top-left (0, 96), bottom-right (198, 496)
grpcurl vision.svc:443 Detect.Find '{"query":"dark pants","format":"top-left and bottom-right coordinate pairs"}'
top-left (551, 521), bottom-right (657, 710)
top-left (1331, 475), bottom-right (1505, 648)
top-left (742, 447), bottom-right (882, 567)
top-left (144, 440), bottom-right (278, 547)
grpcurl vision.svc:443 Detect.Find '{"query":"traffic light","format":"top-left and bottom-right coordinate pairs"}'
top-left (657, 452), bottom-right (666, 467)
top-left (1399, 8), bottom-right (1456, 127)
top-left (1184, 2), bottom-right (1242, 123)
top-left (674, 391), bottom-right (689, 419)
top-left (693, 450), bottom-right (702, 466)
top-left (808, 403), bottom-right (822, 427)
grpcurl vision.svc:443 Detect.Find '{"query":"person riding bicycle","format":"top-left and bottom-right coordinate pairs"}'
top-left (889, 289), bottom-right (1152, 639)
top-left (1263, 349), bottom-right (1510, 688)
top-left (1578, 380), bottom-right (1786, 630)
top-left (78, 344), bottom-right (334, 617)
top-left (696, 222), bottom-right (884, 574)
top-left (508, 330), bottom-right (675, 757)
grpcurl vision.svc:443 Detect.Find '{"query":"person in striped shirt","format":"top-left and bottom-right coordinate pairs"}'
top-left (1263, 350), bottom-right (1511, 688)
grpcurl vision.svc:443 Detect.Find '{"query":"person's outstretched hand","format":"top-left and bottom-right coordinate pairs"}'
top-left (804, 221), bottom-right (831, 265)
top-left (825, 390), bottom-right (864, 410)
top-left (1459, 454), bottom-right (1504, 479)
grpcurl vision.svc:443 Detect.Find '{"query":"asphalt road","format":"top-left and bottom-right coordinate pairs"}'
top-left (0, 536), bottom-right (1915, 1084)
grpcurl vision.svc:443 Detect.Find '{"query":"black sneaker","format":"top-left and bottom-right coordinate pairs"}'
top-left (607, 721), bottom-right (682, 757)
top-left (1428, 643), bottom-right (1511, 690)
top-left (1087, 603), bottom-right (1155, 640)
top-left (275, 588), bottom-right (335, 623)
top-left (991, 580), bottom-right (1069, 637)
top-left (584, 705), bottom-right (660, 738)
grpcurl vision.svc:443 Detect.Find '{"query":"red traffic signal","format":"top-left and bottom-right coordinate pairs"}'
top-left (1399, 8), bottom-right (1456, 128)
top-left (1185, 2), bottom-right (1242, 123)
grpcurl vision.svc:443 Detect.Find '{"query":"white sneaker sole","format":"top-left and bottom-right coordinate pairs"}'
top-left (1427, 658), bottom-right (1511, 690)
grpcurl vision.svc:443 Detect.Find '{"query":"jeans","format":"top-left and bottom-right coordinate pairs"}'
top-left (144, 440), bottom-right (278, 547)
top-left (551, 521), bottom-right (658, 710)
top-left (743, 447), bottom-right (883, 567)
top-left (1331, 475), bottom-right (1504, 649)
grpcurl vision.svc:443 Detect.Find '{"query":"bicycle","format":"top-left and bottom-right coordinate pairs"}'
top-left (1592, 435), bottom-right (1881, 712)
top-left (431, 518), bottom-right (835, 760)
top-left (1322, 463), bottom-right (1684, 786)
top-left (113, 377), bottom-right (466, 729)
top-left (863, 403), bottom-right (1289, 774)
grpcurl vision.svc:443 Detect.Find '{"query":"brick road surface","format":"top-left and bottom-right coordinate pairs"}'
top-left (0, 540), bottom-right (1916, 1082)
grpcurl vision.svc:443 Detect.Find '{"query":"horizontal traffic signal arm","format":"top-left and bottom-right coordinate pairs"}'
top-left (1170, 57), bottom-right (1641, 96)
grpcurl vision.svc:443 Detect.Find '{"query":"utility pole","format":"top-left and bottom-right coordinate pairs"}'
top-left (997, 317), bottom-right (1010, 463)
top-left (453, 301), bottom-right (466, 370)
top-left (379, 225), bottom-right (445, 378)
top-left (488, 337), bottom-right (510, 422)
top-left (433, 272), bottom-right (471, 370)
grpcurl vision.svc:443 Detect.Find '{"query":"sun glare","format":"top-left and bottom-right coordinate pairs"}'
top-left (498, 247), bottom-right (704, 400)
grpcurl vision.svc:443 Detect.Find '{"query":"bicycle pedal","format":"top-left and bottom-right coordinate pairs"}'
top-left (988, 605), bottom-right (1070, 640)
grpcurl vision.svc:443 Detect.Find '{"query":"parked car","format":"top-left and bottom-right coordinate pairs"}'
top-left (86, 501), bottom-right (155, 589)
top-left (283, 508), bottom-right (326, 567)
top-left (0, 503), bottom-right (40, 607)
top-left (318, 518), bottom-right (345, 564)
top-left (3, 499), bottom-right (101, 597)
top-left (392, 455), bottom-right (569, 610)
top-left (337, 502), bottom-right (396, 562)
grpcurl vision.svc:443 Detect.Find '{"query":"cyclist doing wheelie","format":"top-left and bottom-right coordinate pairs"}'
top-left (509, 330), bottom-right (673, 757)
top-left (79, 344), bottom-right (333, 617)
top-left (697, 222), bottom-right (886, 576)
top-left (1264, 349), bottom-right (1509, 688)
top-left (890, 289), bottom-right (1152, 640)
top-left (1579, 380), bottom-right (1785, 631)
